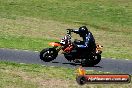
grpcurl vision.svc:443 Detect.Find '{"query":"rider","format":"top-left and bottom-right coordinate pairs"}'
top-left (72, 26), bottom-right (96, 53)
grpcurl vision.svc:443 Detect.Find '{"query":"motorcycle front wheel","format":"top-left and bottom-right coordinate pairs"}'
top-left (40, 48), bottom-right (58, 62)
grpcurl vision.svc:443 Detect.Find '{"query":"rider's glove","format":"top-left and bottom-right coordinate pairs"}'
top-left (72, 29), bottom-right (79, 34)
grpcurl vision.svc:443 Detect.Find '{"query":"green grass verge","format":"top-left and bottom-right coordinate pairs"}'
top-left (0, 35), bottom-right (58, 51)
top-left (0, 61), bottom-right (131, 88)
top-left (0, 0), bottom-right (131, 28)
top-left (0, 0), bottom-right (131, 59)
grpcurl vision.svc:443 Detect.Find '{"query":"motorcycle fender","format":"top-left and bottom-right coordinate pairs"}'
top-left (49, 42), bottom-right (61, 47)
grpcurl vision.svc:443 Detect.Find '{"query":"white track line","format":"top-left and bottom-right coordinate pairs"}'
top-left (99, 71), bottom-right (102, 73)
top-left (50, 66), bottom-right (55, 67)
top-left (20, 63), bottom-right (26, 65)
top-left (86, 70), bottom-right (94, 71)
top-left (125, 59), bottom-right (129, 60)
top-left (34, 51), bottom-right (39, 52)
top-left (112, 58), bottom-right (116, 59)
top-left (41, 65), bottom-right (46, 67)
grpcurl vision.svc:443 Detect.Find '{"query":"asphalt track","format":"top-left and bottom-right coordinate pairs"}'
top-left (0, 48), bottom-right (132, 74)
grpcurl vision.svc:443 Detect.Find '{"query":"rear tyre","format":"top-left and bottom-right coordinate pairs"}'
top-left (40, 48), bottom-right (58, 62)
top-left (81, 55), bottom-right (101, 67)
top-left (93, 54), bottom-right (101, 65)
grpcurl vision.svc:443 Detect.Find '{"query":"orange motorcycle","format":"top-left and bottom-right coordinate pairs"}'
top-left (40, 29), bottom-right (103, 66)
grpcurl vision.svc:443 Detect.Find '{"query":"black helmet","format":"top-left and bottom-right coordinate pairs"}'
top-left (79, 26), bottom-right (88, 37)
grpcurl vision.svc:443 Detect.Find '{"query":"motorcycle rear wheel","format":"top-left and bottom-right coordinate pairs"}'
top-left (40, 48), bottom-right (58, 62)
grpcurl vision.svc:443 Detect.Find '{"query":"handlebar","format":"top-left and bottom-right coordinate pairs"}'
top-left (66, 28), bottom-right (78, 35)
top-left (66, 29), bottom-right (73, 35)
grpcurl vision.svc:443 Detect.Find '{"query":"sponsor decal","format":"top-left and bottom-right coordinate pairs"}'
top-left (76, 66), bottom-right (131, 85)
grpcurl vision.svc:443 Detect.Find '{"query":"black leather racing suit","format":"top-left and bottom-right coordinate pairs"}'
top-left (73, 30), bottom-right (96, 51)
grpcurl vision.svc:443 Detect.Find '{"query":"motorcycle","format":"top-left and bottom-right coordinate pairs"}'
top-left (40, 29), bottom-right (103, 66)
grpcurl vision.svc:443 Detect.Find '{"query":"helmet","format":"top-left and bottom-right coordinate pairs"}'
top-left (79, 26), bottom-right (88, 37)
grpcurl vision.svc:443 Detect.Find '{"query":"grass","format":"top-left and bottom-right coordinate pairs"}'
top-left (0, 35), bottom-right (57, 51)
top-left (0, 0), bottom-right (131, 27)
top-left (0, 61), bottom-right (131, 88)
top-left (0, 0), bottom-right (132, 59)
top-left (0, 1), bottom-right (131, 87)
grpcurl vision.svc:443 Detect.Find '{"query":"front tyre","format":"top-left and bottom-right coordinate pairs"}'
top-left (40, 48), bottom-right (58, 62)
